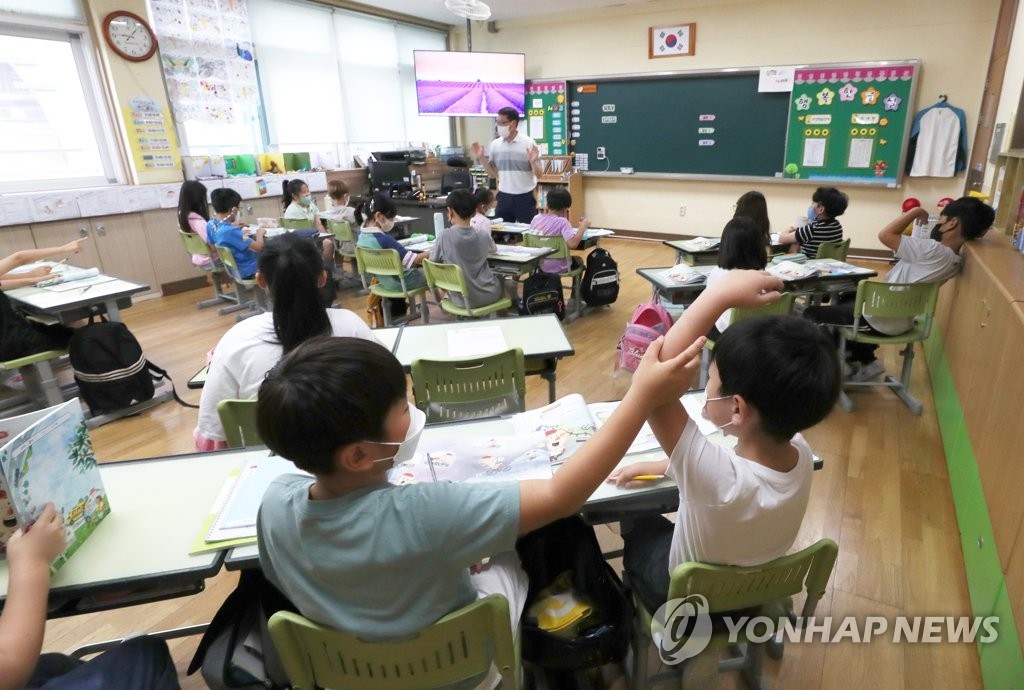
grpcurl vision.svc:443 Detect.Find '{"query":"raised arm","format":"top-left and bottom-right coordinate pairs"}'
top-left (471, 142), bottom-right (498, 179)
top-left (879, 207), bottom-right (929, 252)
top-left (528, 145), bottom-right (544, 177)
top-left (0, 238), bottom-right (87, 276)
top-left (0, 503), bottom-right (65, 690)
top-left (566, 218), bottom-right (590, 250)
top-left (517, 336), bottom-right (704, 534)
top-left (647, 270), bottom-right (785, 453)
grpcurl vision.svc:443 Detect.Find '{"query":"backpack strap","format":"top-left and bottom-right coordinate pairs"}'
top-left (147, 361), bottom-right (199, 409)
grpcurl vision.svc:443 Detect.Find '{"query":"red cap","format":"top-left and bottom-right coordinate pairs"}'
top-left (902, 197), bottom-right (921, 212)
top-left (937, 197), bottom-right (954, 208)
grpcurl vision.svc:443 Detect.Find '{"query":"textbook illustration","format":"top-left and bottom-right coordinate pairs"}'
top-left (0, 399), bottom-right (109, 570)
top-left (390, 432), bottom-right (552, 485)
top-left (661, 264), bottom-right (708, 285)
top-left (675, 237), bottom-right (720, 252)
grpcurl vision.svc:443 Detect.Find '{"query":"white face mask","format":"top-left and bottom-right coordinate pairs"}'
top-left (379, 216), bottom-right (396, 233)
top-left (497, 124), bottom-right (511, 138)
top-left (371, 404), bottom-right (425, 466)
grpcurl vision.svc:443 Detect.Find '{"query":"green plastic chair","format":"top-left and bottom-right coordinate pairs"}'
top-left (0, 350), bottom-right (67, 414)
top-left (422, 259), bottom-right (512, 319)
top-left (356, 246), bottom-right (430, 327)
top-left (837, 280), bottom-right (939, 414)
top-left (214, 245), bottom-right (267, 321)
top-left (279, 217), bottom-right (314, 230)
top-left (327, 219), bottom-right (359, 274)
top-left (814, 238), bottom-right (851, 261)
top-left (268, 594), bottom-right (521, 690)
top-left (178, 230), bottom-right (244, 313)
top-left (411, 348), bottom-right (526, 424)
top-left (632, 538), bottom-right (838, 690)
top-left (215, 398), bottom-right (261, 448)
top-left (699, 293), bottom-right (794, 388)
top-left (523, 233), bottom-right (585, 321)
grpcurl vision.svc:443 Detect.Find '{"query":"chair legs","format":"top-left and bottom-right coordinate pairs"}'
top-left (197, 271), bottom-right (242, 311)
top-left (839, 342), bottom-right (923, 415)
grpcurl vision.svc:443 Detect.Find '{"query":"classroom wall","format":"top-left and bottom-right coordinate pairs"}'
top-left (453, 0), bottom-right (1000, 250)
top-left (986, 2), bottom-right (1024, 191)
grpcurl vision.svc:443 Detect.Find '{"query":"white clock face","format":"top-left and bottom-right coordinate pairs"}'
top-left (107, 15), bottom-right (154, 60)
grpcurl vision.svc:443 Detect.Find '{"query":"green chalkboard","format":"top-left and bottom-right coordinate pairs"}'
top-left (568, 72), bottom-right (790, 177)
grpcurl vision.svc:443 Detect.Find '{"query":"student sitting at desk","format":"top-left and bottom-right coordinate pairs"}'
top-left (177, 180), bottom-right (217, 267)
top-left (322, 180), bottom-right (359, 254)
top-left (733, 190), bottom-right (772, 246)
top-left (209, 188), bottom-right (265, 280)
top-left (355, 193), bottom-right (428, 291)
top-left (1, 502), bottom-right (180, 689)
top-left (777, 186), bottom-right (848, 259)
top-left (429, 188), bottom-right (504, 309)
top-left (804, 196), bottom-right (994, 382)
top-left (0, 238), bottom-right (87, 363)
top-left (609, 270), bottom-right (841, 615)
top-left (706, 217), bottom-right (770, 338)
top-left (254, 333), bottom-right (697, 687)
top-left (470, 187), bottom-right (497, 234)
top-left (281, 178), bottom-right (336, 265)
top-left (528, 187), bottom-right (589, 273)
top-left (195, 234), bottom-right (376, 451)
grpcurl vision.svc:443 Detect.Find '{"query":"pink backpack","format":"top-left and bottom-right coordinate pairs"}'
top-left (616, 301), bottom-right (674, 373)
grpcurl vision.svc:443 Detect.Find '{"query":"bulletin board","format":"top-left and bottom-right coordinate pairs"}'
top-left (525, 81), bottom-right (569, 156)
top-left (782, 63), bottom-right (918, 186)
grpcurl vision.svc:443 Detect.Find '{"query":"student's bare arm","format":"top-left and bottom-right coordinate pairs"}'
top-left (566, 218), bottom-right (589, 250)
top-left (647, 270), bottom-right (785, 453)
top-left (517, 337), bottom-right (703, 534)
top-left (777, 228), bottom-right (798, 244)
top-left (0, 239), bottom-right (87, 276)
top-left (249, 228), bottom-right (267, 252)
top-left (879, 207), bottom-right (929, 252)
top-left (0, 504), bottom-right (65, 690)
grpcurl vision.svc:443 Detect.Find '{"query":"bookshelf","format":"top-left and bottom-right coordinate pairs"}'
top-left (536, 155), bottom-right (584, 226)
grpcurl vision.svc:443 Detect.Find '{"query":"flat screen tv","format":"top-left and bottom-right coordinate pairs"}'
top-left (414, 51), bottom-right (525, 117)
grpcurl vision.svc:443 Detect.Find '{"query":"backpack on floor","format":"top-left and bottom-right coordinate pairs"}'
top-left (580, 248), bottom-right (619, 307)
top-left (520, 270), bottom-right (565, 320)
top-left (69, 317), bottom-right (196, 415)
top-left (616, 301), bottom-right (673, 374)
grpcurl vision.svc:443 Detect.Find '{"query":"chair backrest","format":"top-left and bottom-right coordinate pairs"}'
top-left (179, 229), bottom-right (213, 257)
top-left (815, 238), bottom-right (851, 261)
top-left (356, 246), bottom-right (404, 278)
top-left (524, 232), bottom-right (570, 261)
top-left (422, 259), bottom-right (468, 298)
top-left (280, 217), bottom-right (314, 230)
top-left (327, 219), bottom-right (355, 244)
top-left (216, 398), bottom-right (260, 448)
top-left (667, 538), bottom-right (838, 619)
top-left (411, 348), bottom-right (526, 424)
top-left (268, 595), bottom-right (518, 690)
top-left (730, 292), bottom-right (795, 324)
top-left (214, 244), bottom-right (247, 282)
top-left (853, 280), bottom-right (939, 334)
top-left (441, 170), bottom-right (473, 193)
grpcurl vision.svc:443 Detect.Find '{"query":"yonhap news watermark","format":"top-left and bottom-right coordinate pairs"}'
top-left (652, 595), bottom-right (1000, 664)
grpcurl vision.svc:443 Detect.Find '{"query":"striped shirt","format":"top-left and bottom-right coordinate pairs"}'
top-left (488, 133), bottom-right (538, 195)
top-left (795, 218), bottom-right (843, 259)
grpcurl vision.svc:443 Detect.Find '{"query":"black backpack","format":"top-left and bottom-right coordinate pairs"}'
top-left (519, 270), bottom-right (565, 320)
top-left (580, 247), bottom-right (620, 307)
top-left (68, 318), bottom-right (195, 415)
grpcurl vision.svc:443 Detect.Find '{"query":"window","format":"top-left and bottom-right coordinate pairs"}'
top-left (0, 24), bottom-right (120, 192)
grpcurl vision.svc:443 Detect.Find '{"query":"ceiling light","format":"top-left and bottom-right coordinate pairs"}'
top-left (445, 0), bottom-right (491, 20)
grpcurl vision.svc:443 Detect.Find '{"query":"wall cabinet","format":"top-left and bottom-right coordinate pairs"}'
top-left (537, 156), bottom-right (584, 227)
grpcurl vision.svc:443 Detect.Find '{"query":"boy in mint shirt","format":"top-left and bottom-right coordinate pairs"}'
top-left (209, 188), bottom-right (264, 279)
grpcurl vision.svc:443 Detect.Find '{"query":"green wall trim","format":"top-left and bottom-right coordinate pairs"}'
top-left (926, 330), bottom-right (1024, 686)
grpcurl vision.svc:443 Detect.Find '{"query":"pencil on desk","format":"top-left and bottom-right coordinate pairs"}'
top-left (631, 475), bottom-right (666, 481)
top-left (391, 322), bottom-right (405, 355)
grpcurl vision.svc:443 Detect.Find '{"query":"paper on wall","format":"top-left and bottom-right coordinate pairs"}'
top-left (122, 186), bottom-right (161, 212)
top-left (32, 194), bottom-right (81, 222)
top-left (305, 171), bottom-right (327, 193)
top-left (0, 196), bottom-right (33, 226)
top-left (76, 188), bottom-right (125, 216)
top-left (157, 183), bottom-right (182, 208)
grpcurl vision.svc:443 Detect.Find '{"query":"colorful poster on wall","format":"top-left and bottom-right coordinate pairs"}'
top-left (783, 63), bottom-right (917, 186)
top-left (526, 81), bottom-right (568, 156)
top-left (122, 95), bottom-right (180, 172)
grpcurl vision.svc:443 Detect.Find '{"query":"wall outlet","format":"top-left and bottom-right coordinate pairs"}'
top-left (596, 146), bottom-right (606, 160)
top-left (679, 205), bottom-right (686, 217)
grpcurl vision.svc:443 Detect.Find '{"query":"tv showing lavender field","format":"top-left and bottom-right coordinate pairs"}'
top-left (414, 51), bottom-right (525, 117)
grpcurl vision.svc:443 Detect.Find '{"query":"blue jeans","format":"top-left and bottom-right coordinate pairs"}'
top-left (26, 636), bottom-right (180, 689)
top-left (495, 191), bottom-right (538, 224)
top-left (622, 514), bottom-right (674, 616)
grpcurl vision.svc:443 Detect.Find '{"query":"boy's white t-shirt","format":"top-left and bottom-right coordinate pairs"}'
top-left (666, 419), bottom-right (814, 571)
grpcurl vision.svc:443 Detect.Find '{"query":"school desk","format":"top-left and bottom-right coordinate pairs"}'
top-left (492, 223), bottom-right (615, 250)
top-left (391, 240), bottom-right (556, 278)
top-left (0, 450), bottom-right (241, 621)
top-left (5, 269), bottom-right (149, 324)
top-left (374, 314), bottom-right (574, 403)
top-left (664, 236), bottom-right (790, 266)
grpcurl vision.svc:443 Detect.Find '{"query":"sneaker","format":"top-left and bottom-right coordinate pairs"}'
top-left (2, 373), bottom-right (25, 391)
top-left (850, 359), bottom-right (885, 382)
top-left (841, 360), bottom-right (858, 379)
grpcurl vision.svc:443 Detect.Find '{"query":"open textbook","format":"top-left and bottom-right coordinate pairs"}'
top-left (660, 264), bottom-right (709, 286)
top-left (389, 432), bottom-right (552, 485)
top-left (769, 258), bottom-right (862, 280)
top-left (0, 400), bottom-right (109, 570)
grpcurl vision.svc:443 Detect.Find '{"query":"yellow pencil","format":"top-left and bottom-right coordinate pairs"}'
top-left (631, 474), bottom-right (665, 481)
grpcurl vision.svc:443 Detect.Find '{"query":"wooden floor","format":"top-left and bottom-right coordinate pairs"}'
top-left (39, 237), bottom-right (981, 689)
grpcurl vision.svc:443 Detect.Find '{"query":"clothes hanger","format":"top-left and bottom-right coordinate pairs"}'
top-left (936, 94), bottom-right (949, 107)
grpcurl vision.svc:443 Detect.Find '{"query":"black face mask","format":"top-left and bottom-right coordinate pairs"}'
top-left (930, 222), bottom-right (946, 242)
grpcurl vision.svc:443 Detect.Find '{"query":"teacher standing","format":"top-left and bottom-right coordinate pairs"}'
top-left (471, 107), bottom-right (544, 223)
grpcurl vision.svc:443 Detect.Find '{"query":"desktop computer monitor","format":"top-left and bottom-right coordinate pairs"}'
top-left (369, 160), bottom-right (411, 193)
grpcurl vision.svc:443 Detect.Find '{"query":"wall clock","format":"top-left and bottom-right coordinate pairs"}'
top-left (102, 11), bottom-right (157, 62)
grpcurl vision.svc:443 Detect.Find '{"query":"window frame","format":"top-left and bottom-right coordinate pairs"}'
top-left (0, 18), bottom-right (123, 193)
